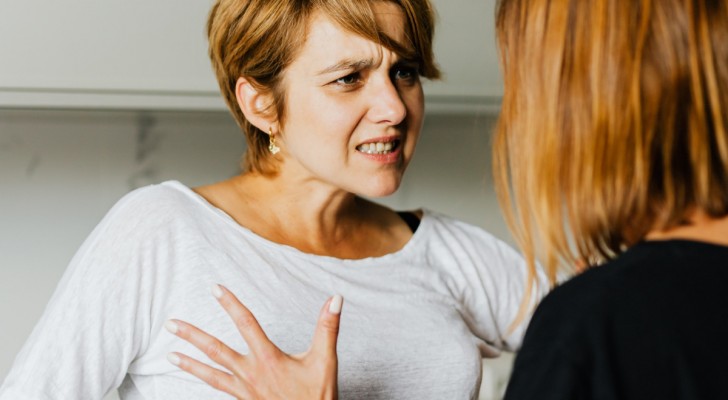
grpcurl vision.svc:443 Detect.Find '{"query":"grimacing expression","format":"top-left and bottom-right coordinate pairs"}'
top-left (274, 2), bottom-right (425, 197)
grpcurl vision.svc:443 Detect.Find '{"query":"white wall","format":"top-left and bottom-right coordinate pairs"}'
top-left (0, 108), bottom-right (515, 399)
top-left (0, 0), bottom-right (503, 111)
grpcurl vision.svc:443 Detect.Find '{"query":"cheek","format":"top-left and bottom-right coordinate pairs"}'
top-left (280, 98), bottom-right (362, 164)
top-left (285, 90), bottom-right (362, 135)
top-left (405, 87), bottom-right (425, 125)
top-left (405, 90), bottom-right (425, 138)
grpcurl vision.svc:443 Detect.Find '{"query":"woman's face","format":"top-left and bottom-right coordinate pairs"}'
top-left (276, 2), bottom-right (425, 198)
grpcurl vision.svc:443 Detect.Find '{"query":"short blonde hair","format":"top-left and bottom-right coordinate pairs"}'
top-left (207, 0), bottom-right (441, 174)
top-left (494, 0), bottom-right (728, 293)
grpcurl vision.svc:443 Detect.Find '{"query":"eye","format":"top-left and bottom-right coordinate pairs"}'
top-left (392, 65), bottom-right (419, 83)
top-left (334, 72), bottom-right (361, 86)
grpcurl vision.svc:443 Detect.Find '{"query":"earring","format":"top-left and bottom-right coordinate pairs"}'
top-left (268, 127), bottom-right (280, 155)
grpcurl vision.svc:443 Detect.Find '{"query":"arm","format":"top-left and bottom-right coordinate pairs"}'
top-left (167, 285), bottom-right (341, 400)
top-left (0, 204), bottom-right (159, 399)
top-left (0, 186), bottom-right (195, 400)
top-left (441, 221), bottom-right (549, 352)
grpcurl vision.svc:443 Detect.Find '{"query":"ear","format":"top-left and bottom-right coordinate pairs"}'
top-left (235, 77), bottom-right (277, 132)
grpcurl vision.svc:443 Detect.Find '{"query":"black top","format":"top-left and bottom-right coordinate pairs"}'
top-left (397, 211), bottom-right (421, 233)
top-left (504, 240), bottom-right (728, 400)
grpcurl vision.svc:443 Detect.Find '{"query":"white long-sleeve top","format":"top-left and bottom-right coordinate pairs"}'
top-left (0, 181), bottom-right (540, 400)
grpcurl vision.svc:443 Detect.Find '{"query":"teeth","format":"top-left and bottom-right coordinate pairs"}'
top-left (357, 141), bottom-right (396, 154)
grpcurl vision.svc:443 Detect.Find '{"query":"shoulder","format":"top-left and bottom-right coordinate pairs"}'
top-left (535, 240), bottom-right (728, 332)
top-left (111, 180), bottom-right (201, 213)
top-left (420, 209), bottom-right (524, 263)
top-left (507, 243), bottom-right (713, 398)
top-left (58, 182), bottom-right (214, 287)
top-left (535, 240), bottom-right (688, 318)
top-left (105, 181), bottom-right (206, 225)
top-left (507, 268), bottom-right (616, 393)
top-left (422, 209), bottom-right (504, 244)
top-left (87, 180), bottom-right (215, 247)
top-left (519, 251), bottom-right (639, 354)
top-left (416, 211), bottom-right (545, 350)
top-left (532, 269), bottom-right (610, 326)
top-left (417, 209), bottom-right (530, 297)
top-left (533, 254), bottom-right (630, 321)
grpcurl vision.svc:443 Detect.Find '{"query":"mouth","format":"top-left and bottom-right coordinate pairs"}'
top-left (356, 139), bottom-right (401, 155)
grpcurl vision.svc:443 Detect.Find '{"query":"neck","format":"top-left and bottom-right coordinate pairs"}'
top-left (645, 211), bottom-right (728, 247)
top-left (194, 171), bottom-right (411, 259)
top-left (232, 172), bottom-right (362, 236)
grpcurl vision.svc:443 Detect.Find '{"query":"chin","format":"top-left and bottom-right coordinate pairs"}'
top-left (356, 180), bottom-right (403, 198)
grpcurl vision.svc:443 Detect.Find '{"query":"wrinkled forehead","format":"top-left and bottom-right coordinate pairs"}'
top-left (371, 2), bottom-right (408, 47)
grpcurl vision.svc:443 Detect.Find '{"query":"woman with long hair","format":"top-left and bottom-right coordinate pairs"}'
top-left (497, 0), bottom-right (728, 398)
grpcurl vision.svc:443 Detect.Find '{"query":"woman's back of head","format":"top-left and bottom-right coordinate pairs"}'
top-left (493, 0), bottom-right (728, 285)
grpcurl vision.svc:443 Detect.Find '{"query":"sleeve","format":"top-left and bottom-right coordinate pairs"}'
top-left (433, 217), bottom-right (550, 353)
top-left (0, 187), bottom-right (174, 400)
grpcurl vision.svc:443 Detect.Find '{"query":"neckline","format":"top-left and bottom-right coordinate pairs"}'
top-left (637, 238), bottom-right (728, 251)
top-left (162, 180), bottom-right (431, 264)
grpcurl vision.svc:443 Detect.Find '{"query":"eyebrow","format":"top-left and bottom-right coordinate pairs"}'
top-left (316, 58), bottom-right (377, 76)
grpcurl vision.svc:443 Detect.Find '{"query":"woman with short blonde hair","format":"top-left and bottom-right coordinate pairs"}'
top-left (0, 1), bottom-right (539, 399)
top-left (206, 0), bottom-right (440, 175)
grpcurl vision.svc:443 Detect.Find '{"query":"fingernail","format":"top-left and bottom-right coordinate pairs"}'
top-left (329, 294), bottom-right (343, 315)
top-left (211, 284), bottom-right (224, 299)
top-left (167, 353), bottom-right (181, 366)
top-left (165, 320), bottom-right (179, 334)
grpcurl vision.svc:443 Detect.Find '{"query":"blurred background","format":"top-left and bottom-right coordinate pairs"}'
top-left (0, 0), bottom-right (515, 398)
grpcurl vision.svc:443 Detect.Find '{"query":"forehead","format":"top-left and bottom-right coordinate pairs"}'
top-left (293, 3), bottom-right (408, 67)
top-left (371, 1), bottom-right (407, 43)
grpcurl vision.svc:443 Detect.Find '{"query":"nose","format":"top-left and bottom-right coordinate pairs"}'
top-left (366, 77), bottom-right (407, 126)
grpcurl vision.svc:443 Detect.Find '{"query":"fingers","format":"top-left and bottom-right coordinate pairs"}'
top-left (212, 284), bottom-right (277, 357)
top-left (168, 352), bottom-right (250, 398)
top-left (168, 289), bottom-right (342, 399)
top-left (310, 295), bottom-right (343, 359)
top-left (165, 319), bottom-right (243, 372)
